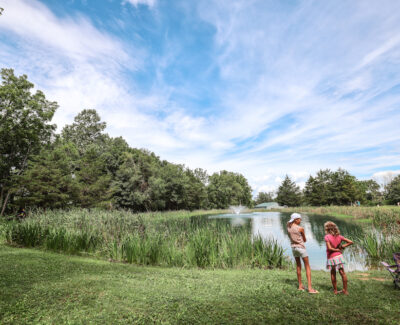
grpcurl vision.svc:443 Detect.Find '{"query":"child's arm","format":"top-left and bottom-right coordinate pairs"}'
top-left (299, 227), bottom-right (307, 243)
top-left (340, 237), bottom-right (353, 249)
top-left (325, 240), bottom-right (342, 252)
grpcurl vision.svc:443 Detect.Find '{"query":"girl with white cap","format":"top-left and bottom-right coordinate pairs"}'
top-left (287, 213), bottom-right (318, 294)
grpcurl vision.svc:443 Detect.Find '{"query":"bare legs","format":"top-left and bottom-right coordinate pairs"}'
top-left (339, 268), bottom-right (348, 294)
top-left (295, 256), bottom-right (318, 293)
top-left (330, 266), bottom-right (348, 295)
top-left (331, 267), bottom-right (338, 294)
top-left (295, 257), bottom-right (304, 290)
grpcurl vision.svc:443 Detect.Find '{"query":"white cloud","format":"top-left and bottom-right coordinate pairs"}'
top-left (123, 0), bottom-right (156, 8)
top-left (0, 0), bottom-right (133, 67)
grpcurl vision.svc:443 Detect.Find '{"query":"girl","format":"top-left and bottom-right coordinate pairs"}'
top-left (324, 221), bottom-right (353, 295)
top-left (287, 213), bottom-right (318, 294)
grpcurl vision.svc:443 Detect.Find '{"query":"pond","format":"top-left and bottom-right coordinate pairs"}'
top-left (208, 212), bottom-right (369, 271)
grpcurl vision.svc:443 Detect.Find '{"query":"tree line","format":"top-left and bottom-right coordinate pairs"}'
top-left (268, 170), bottom-right (400, 207)
top-left (0, 69), bottom-right (253, 214)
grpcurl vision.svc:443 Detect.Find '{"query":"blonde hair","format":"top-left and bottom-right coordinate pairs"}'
top-left (324, 221), bottom-right (340, 236)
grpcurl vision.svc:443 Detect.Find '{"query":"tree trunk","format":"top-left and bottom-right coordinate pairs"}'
top-left (0, 189), bottom-right (10, 216)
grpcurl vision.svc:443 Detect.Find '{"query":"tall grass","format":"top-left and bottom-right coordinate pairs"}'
top-left (356, 230), bottom-right (400, 260)
top-left (4, 209), bottom-right (288, 269)
top-left (275, 206), bottom-right (400, 233)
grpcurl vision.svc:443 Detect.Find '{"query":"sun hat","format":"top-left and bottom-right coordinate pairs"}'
top-left (289, 213), bottom-right (302, 223)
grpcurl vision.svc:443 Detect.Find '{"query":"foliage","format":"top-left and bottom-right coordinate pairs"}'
top-left (304, 168), bottom-right (368, 206)
top-left (207, 170), bottom-right (252, 208)
top-left (357, 179), bottom-right (382, 204)
top-left (61, 109), bottom-right (106, 154)
top-left (276, 175), bottom-right (302, 207)
top-left (385, 175), bottom-right (400, 205)
top-left (13, 140), bottom-right (79, 209)
top-left (0, 69), bottom-right (57, 215)
top-left (75, 146), bottom-right (112, 208)
top-left (255, 191), bottom-right (275, 204)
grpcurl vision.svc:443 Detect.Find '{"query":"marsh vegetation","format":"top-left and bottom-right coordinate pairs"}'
top-left (4, 209), bottom-right (287, 269)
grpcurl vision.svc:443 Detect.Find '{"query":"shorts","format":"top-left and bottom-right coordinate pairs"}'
top-left (292, 247), bottom-right (308, 258)
top-left (326, 254), bottom-right (346, 270)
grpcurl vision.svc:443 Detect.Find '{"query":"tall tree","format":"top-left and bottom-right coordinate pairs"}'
top-left (207, 170), bottom-right (252, 209)
top-left (304, 169), bottom-right (332, 206)
top-left (62, 109), bottom-right (106, 154)
top-left (329, 168), bottom-right (360, 205)
top-left (0, 69), bottom-right (57, 215)
top-left (357, 179), bottom-right (382, 204)
top-left (385, 175), bottom-right (400, 205)
top-left (112, 151), bottom-right (156, 211)
top-left (276, 175), bottom-right (302, 207)
top-left (184, 169), bottom-right (208, 210)
top-left (75, 146), bottom-right (112, 208)
top-left (255, 191), bottom-right (275, 204)
top-left (14, 140), bottom-right (79, 209)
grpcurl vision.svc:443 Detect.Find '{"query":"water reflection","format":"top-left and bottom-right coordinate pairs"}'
top-left (209, 212), bottom-right (368, 271)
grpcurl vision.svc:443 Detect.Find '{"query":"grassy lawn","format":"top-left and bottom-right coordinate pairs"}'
top-left (1, 244), bottom-right (399, 324)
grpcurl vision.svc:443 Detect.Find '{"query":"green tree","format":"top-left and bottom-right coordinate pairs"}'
top-left (0, 69), bottom-right (57, 215)
top-left (207, 171), bottom-right (252, 209)
top-left (385, 175), bottom-right (400, 205)
top-left (304, 169), bottom-right (332, 206)
top-left (14, 140), bottom-right (79, 209)
top-left (329, 169), bottom-right (360, 205)
top-left (112, 151), bottom-right (155, 211)
top-left (62, 109), bottom-right (106, 154)
top-left (75, 146), bottom-right (112, 208)
top-left (255, 191), bottom-right (275, 204)
top-left (276, 175), bottom-right (302, 207)
top-left (357, 179), bottom-right (382, 204)
top-left (184, 168), bottom-right (208, 210)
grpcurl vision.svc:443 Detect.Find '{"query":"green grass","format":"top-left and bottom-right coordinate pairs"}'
top-left (0, 244), bottom-right (399, 324)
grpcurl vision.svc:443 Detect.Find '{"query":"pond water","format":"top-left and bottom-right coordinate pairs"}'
top-left (208, 212), bottom-right (369, 271)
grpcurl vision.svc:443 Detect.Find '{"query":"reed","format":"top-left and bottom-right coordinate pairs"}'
top-left (356, 230), bottom-right (400, 260)
top-left (4, 208), bottom-right (288, 269)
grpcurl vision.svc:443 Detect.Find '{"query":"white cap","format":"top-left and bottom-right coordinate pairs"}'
top-left (289, 213), bottom-right (302, 223)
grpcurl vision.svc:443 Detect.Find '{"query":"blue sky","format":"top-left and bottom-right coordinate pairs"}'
top-left (1, 0), bottom-right (400, 194)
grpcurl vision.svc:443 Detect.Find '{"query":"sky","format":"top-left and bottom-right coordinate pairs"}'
top-left (1, 0), bottom-right (400, 195)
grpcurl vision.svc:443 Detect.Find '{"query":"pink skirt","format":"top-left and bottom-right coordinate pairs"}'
top-left (326, 254), bottom-right (346, 270)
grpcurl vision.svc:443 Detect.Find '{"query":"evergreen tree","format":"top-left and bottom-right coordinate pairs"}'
top-left (14, 140), bottom-right (79, 209)
top-left (112, 151), bottom-right (156, 211)
top-left (385, 175), bottom-right (400, 204)
top-left (276, 175), bottom-right (302, 207)
top-left (75, 146), bottom-right (112, 208)
top-left (304, 169), bottom-right (332, 205)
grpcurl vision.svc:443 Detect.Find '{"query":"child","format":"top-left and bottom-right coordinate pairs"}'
top-left (287, 213), bottom-right (318, 294)
top-left (324, 221), bottom-right (353, 295)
